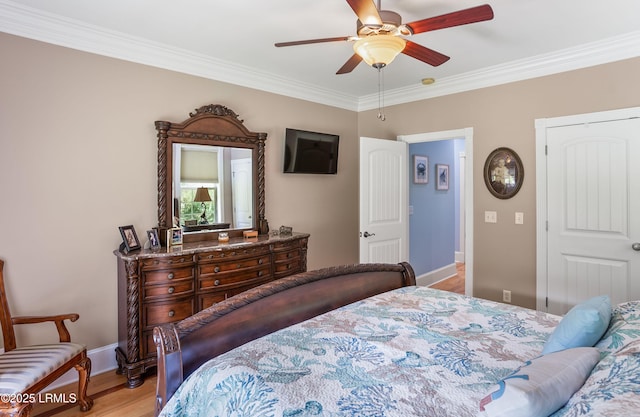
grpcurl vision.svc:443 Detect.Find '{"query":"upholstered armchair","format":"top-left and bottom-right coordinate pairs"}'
top-left (0, 259), bottom-right (93, 416)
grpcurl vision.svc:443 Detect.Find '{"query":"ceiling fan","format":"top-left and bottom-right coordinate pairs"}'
top-left (275, 0), bottom-right (494, 74)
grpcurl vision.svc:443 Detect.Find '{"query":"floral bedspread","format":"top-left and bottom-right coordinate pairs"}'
top-left (160, 287), bottom-right (562, 417)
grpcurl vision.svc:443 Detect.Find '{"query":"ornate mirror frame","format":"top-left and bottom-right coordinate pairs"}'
top-left (155, 104), bottom-right (267, 241)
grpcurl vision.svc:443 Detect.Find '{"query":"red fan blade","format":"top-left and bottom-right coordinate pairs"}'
top-left (336, 54), bottom-right (363, 74)
top-left (402, 40), bottom-right (450, 67)
top-left (406, 4), bottom-right (494, 35)
top-left (346, 0), bottom-right (382, 26)
top-left (275, 36), bottom-right (352, 47)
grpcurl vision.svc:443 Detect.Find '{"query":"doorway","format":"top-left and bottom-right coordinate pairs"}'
top-left (399, 128), bottom-right (474, 296)
top-left (536, 107), bottom-right (640, 313)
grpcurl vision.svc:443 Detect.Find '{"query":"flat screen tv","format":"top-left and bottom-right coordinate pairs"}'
top-left (283, 128), bottom-right (339, 174)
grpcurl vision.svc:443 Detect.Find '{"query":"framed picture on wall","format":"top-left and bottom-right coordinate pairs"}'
top-left (436, 164), bottom-right (449, 190)
top-left (483, 147), bottom-right (524, 199)
top-left (413, 155), bottom-right (428, 184)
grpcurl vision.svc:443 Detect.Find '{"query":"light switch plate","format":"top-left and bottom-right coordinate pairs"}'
top-left (484, 211), bottom-right (497, 223)
top-left (515, 212), bottom-right (524, 224)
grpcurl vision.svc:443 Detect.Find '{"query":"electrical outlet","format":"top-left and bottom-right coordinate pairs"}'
top-left (484, 211), bottom-right (497, 223)
top-left (503, 290), bottom-right (512, 303)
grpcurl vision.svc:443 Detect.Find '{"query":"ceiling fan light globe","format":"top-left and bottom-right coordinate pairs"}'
top-left (353, 35), bottom-right (406, 67)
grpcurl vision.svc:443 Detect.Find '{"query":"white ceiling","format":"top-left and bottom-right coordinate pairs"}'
top-left (2, 0), bottom-right (640, 111)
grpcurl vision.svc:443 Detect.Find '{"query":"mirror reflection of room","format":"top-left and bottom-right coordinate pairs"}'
top-left (172, 144), bottom-right (253, 230)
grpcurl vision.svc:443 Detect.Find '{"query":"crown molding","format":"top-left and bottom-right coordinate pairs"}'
top-left (0, 0), bottom-right (360, 111)
top-left (358, 30), bottom-right (640, 111)
top-left (2, 0), bottom-right (639, 113)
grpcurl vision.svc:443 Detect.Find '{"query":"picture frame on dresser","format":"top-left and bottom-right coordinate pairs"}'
top-left (119, 225), bottom-right (141, 253)
top-left (147, 229), bottom-right (161, 249)
top-left (167, 227), bottom-right (183, 246)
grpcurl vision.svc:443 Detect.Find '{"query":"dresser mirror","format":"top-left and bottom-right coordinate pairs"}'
top-left (156, 104), bottom-right (267, 242)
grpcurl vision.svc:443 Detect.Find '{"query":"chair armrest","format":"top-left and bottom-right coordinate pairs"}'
top-left (12, 313), bottom-right (80, 342)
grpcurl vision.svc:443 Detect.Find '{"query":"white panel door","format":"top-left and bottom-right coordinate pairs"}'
top-left (231, 158), bottom-right (252, 228)
top-left (359, 137), bottom-right (408, 263)
top-left (546, 118), bottom-right (640, 315)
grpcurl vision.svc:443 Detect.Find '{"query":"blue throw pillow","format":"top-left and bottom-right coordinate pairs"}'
top-left (542, 295), bottom-right (611, 355)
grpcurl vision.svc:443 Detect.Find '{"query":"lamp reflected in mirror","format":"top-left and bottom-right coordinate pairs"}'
top-left (193, 187), bottom-right (212, 224)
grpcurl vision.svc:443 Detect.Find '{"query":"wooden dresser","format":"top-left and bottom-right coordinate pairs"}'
top-left (114, 232), bottom-right (309, 387)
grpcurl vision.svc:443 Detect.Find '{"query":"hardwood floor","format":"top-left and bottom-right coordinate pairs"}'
top-left (32, 263), bottom-right (466, 417)
top-left (429, 262), bottom-right (465, 294)
top-left (33, 372), bottom-right (155, 417)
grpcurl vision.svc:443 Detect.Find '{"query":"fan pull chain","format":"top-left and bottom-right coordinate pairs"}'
top-left (377, 66), bottom-right (386, 121)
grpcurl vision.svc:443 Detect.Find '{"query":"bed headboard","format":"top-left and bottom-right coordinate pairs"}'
top-left (153, 262), bottom-right (416, 414)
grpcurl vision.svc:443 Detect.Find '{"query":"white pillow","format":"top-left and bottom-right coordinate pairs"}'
top-left (479, 347), bottom-right (600, 417)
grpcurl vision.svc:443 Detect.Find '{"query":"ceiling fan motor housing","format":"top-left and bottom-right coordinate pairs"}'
top-left (357, 10), bottom-right (411, 37)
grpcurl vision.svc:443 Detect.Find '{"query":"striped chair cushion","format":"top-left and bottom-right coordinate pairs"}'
top-left (0, 343), bottom-right (85, 394)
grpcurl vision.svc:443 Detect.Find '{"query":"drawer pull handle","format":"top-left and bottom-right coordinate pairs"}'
top-left (214, 266), bottom-right (220, 273)
top-left (237, 264), bottom-right (241, 268)
top-left (168, 310), bottom-right (175, 318)
top-left (257, 271), bottom-right (263, 277)
top-left (168, 287), bottom-right (175, 294)
top-left (214, 279), bottom-right (220, 286)
top-left (288, 253), bottom-right (293, 258)
top-left (258, 258), bottom-right (263, 264)
top-left (167, 273), bottom-right (174, 280)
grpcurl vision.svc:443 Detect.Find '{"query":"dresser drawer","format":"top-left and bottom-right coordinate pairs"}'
top-left (143, 266), bottom-right (194, 285)
top-left (143, 298), bottom-right (194, 328)
top-left (143, 331), bottom-right (156, 358)
top-left (199, 265), bottom-right (271, 290)
top-left (199, 255), bottom-right (270, 275)
top-left (273, 248), bottom-right (300, 262)
top-left (273, 240), bottom-right (300, 250)
top-left (198, 279), bottom-right (271, 310)
top-left (274, 259), bottom-right (302, 277)
top-left (143, 281), bottom-right (194, 300)
top-left (140, 255), bottom-right (193, 270)
top-left (198, 291), bottom-right (228, 310)
top-left (197, 245), bottom-right (270, 261)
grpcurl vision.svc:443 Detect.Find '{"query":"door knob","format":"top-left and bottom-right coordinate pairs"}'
top-left (363, 231), bottom-right (376, 238)
top-left (632, 242), bottom-right (640, 251)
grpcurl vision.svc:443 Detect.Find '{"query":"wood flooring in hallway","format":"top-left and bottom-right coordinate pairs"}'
top-left (428, 262), bottom-right (465, 295)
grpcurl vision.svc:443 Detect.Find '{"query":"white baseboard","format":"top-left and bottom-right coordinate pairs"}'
top-left (48, 343), bottom-right (119, 390)
top-left (416, 263), bottom-right (458, 287)
top-left (455, 251), bottom-right (465, 263)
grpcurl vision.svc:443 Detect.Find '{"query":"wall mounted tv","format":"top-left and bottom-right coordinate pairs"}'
top-left (283, 128), bottom-right (339, 174)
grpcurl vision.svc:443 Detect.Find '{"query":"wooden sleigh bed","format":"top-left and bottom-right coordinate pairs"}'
top-left (153, 262), bottom-right (640, 417)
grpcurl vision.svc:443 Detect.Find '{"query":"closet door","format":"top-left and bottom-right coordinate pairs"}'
top-left (544, 117), bottom-right (640, 315)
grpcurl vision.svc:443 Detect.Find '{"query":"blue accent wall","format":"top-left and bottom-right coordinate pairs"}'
top-left (409, 139), bottom-right (463, 277)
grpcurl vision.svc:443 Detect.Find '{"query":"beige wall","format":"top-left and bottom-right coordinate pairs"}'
top-left (358, 57), bottom-right (640, 308)
top-left (0, 33), bottom-right (358, 349)
top-left (2, 31), bottom-right (639, 351)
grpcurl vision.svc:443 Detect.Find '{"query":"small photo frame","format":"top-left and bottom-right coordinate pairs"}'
top-left (436, 164), bottom-right (449, 191)
top-left (167, 227), bottom-right (183, 247)
top-left (413, 155), bottom-right (428, 184)
top-left (147, 229), bottom-right (161, 249)
top-left (119, 225), bottom-right (141, 252)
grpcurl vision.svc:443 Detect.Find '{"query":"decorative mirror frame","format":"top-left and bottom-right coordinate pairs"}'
top-left (155, 104), bottom-right (267, 241)
top-left (483, 147), bottom-right (524, 199)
